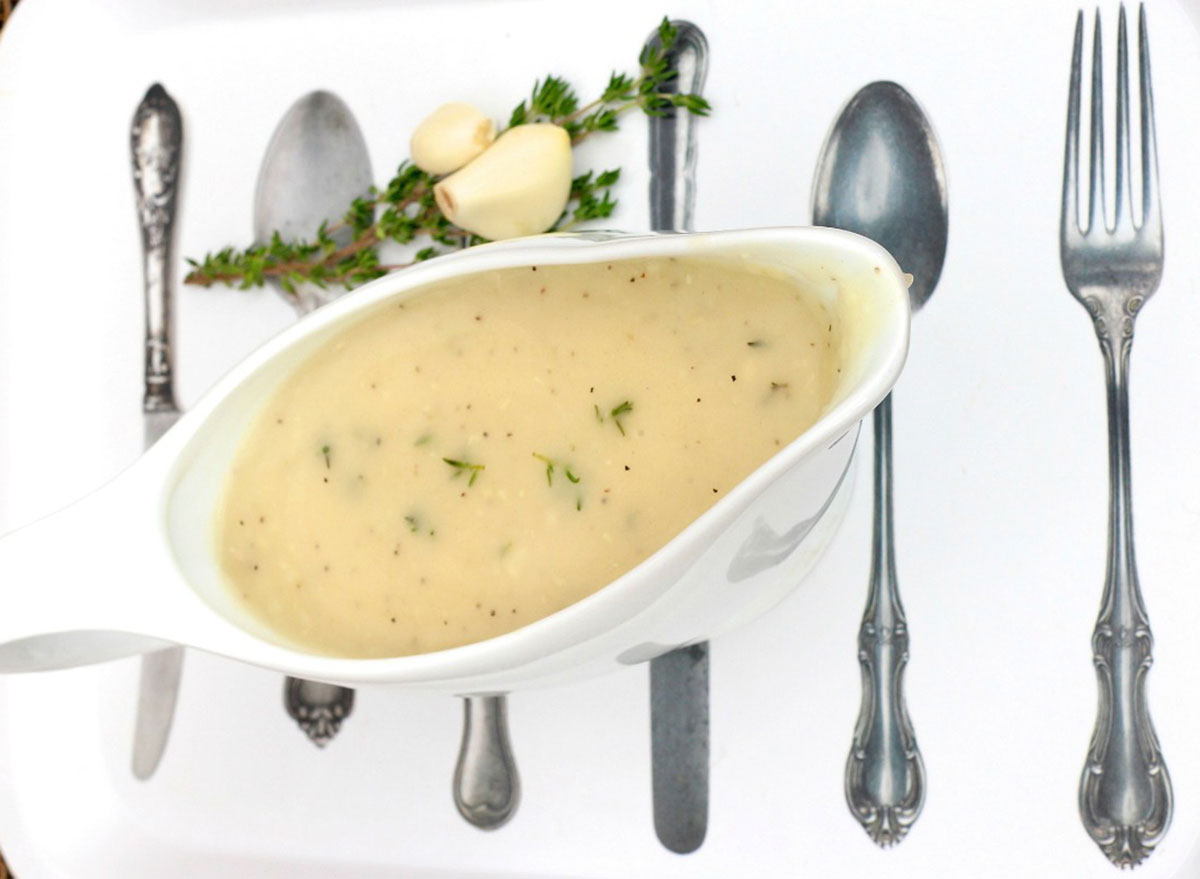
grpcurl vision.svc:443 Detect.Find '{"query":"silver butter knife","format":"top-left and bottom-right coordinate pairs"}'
top-left (130, 83), bottom-right (184, 781)
top-left (645, 20), bottom-right (709, 856)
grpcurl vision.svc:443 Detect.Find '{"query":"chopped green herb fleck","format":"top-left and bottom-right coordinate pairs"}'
top-left (444, 457), bottom-right (485, 487)
top-left (415, 433), bottom-right (433, 446)
top-left (747, 339), bottom-right (766, 347)
top-left (321, 444), bottom-right (331, 468)
top-left (405, 514), bottom-right (420, 533)
top-left (533, 452), bottom-right (555, 485)
top-left (610, 400), bottom-right (633, 435)
top-left (565, 467), bottom-right (581, 484)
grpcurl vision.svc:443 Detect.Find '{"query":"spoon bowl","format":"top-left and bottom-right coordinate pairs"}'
top-left (253, 90), bottom-right (374, 315)
top-left (812, 81), bottom-right (947, 312)
top-left (0, 226), bottom-right (909, 692)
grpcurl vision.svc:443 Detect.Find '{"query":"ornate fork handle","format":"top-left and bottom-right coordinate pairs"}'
top-left (1078, 303), bottom-right (1171, 867)
top-left (845, 394), bottom-right (924, 846)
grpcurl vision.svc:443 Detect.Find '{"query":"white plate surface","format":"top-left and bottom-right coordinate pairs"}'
top-left (3, 0), bottom-right (1200, 875)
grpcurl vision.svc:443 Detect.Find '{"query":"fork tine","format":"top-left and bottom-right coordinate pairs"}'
top-left (1062, 11), bottom-right (1084, 240)
top-left (1139, 3), bottom-right (1161, 238)
top-left (1088, 10), bottom-right (1105, 235)
top-left (1114, 5), bottom-right (1133, 230)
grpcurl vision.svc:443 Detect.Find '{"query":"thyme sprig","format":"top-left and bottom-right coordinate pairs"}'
top-left (183, 17), bottom-right (708, 295)
top-left (508, 18), bottom-right (710, 142)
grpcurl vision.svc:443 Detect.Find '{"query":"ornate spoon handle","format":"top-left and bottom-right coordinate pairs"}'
top-left (845, 394), bottom-right (924, 846)
top-left (282, 299), bottom-right (357, 747)
top-left (284, 676), bottom-right (354, 748)
top-left (1078, 323), bottom-right (1171, 867)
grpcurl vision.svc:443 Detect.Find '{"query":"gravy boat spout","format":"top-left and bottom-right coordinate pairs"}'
top-left (0, 227), bottom-right (910, 692)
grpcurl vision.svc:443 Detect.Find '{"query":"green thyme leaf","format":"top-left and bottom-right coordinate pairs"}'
top-left (610, 400), bottom-right (633, 436)
top-left (443, 457), bottom-right (485, 487)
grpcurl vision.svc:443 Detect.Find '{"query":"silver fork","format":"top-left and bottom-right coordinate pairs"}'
top-left (1060, 4), bottom-right (1172, 867)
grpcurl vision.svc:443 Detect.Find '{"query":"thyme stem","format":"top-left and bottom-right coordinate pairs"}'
top-left (183, 16), bottom-right (708, 296)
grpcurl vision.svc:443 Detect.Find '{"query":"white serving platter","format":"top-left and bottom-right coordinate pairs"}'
top-left (3, 0), bottom-right (1200, 875)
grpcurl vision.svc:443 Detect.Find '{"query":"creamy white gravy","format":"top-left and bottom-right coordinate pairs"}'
top-left (217, 256), bottom-right (838, 657)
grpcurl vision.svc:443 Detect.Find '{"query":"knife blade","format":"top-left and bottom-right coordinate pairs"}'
top-left (130, 82), bottom-right (184, 781)
top-left (645, 21), bottom-right (709, 855)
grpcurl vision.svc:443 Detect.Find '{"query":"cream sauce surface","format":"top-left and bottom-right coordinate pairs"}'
top-left (217, 256), bottom-right (838, 657)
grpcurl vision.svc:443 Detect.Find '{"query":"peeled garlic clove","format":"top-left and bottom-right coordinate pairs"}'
top-left (410, 102), bottom-right (496, 175)
top-left (434, 123), bottom-right (572, 241)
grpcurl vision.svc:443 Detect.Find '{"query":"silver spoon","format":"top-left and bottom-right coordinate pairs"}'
top-left (811, 80), bottom-right (947, 846)
top-left (254, 91), bottom-right (521, 815)
top-left (253, 90), bottom-right (372, 747)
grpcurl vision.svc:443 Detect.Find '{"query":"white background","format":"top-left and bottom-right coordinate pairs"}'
top-left (3, 0), bottom-right (1200, 875)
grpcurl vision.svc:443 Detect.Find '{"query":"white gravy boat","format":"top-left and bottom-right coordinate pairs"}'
top-left (0, 227), bottom-right (909, 692)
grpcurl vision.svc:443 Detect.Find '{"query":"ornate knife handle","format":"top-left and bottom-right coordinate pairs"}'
top-left (453, 695), bottom-right (520, 829)
top-left (1078, 324), bottom-right (1171, 867)
top-left (845, 395), bottom-right (924, 847)
top-left (131, 83), bottom-right (182, 413)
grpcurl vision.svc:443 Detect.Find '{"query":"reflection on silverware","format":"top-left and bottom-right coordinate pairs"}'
top-left (130, 82), bottom-right (185, 781)
top-left (644, 18), bottom-right (709, 856)
top-left (454, 685), bottom-right (518, 825)
top-left (812, 80), bottom-right (947, 846)
top-left (253, 90), bottom-right (373, 747)
top-left (284, 677), bottom-right (354, 748)
top-left (1059, 5), bottom-right (1171, 866)
top-left (453, 696), bottom-right (520, 830)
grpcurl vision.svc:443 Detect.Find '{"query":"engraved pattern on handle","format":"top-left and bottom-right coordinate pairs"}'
top-left (1058, 6), bottom-right (1172, 864)
top-left (845, 394), bottom-right (924, 846)
top-left (130, 83), bottom-right (185, 781)
top-left (453, 695), bottom-right (520, 830)
top-left (1078, 313), bottom-right (1171, 868)
top-left (284, 677), bottom-right (355, 748)
top-left (130, 84), bottom-right (182, 414)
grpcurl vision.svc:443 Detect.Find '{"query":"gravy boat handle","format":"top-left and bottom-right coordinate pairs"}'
top-left (0, 450), bottom-right (189, 671)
